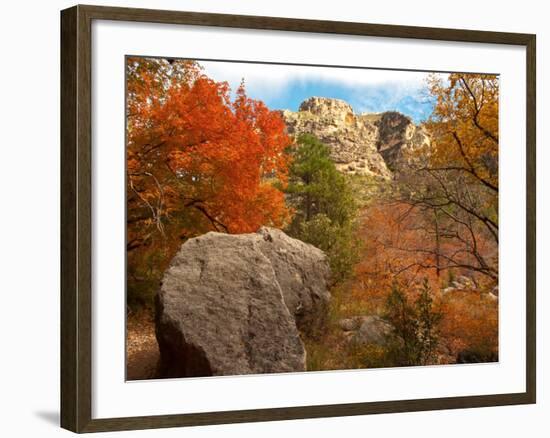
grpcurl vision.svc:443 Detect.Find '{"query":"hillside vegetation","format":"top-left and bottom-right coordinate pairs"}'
top-left (126, 58), bottom-right (498, 376)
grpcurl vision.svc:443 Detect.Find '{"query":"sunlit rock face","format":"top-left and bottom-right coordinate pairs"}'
top-left (280, 97), bottom-right (431, 178)
top-left (375, 111), bottom-right (431, 172)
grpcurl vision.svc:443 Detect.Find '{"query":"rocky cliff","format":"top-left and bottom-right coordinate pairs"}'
top-left (280, 97), bottom-right (431, 178)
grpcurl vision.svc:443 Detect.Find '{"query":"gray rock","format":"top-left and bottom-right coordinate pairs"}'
top-left (254, 227), bottom-right (331, 336)
top-left (352, 316), bottom-right (394, 346)
top-left (339, 315), bottom-right (393, 346)
top-left (451, 275), bottom-right (476, 290)
top-left (155, 228), bottom-right (331, 378)
top-left (338, 317), bottom-right (362, 332)
top-left (444, 276), bottom-right (477, 293)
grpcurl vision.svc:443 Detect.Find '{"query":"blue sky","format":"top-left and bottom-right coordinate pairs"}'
top-left (200, 61), bottom-right (441, 123)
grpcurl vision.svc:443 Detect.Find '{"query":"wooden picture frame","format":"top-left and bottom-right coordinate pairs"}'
top-left (61, 4), bottom-right (536, 433)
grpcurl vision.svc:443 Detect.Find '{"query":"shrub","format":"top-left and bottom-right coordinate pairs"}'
top-left (384, 279), bottom-right (442, 366)
top-left (297, 214), bottom-right (359, 283)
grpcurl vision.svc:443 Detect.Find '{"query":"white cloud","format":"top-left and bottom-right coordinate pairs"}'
top-left (194, 60), bottom-right (449, 122)
top-left (199, 60), bottom-right (433, 100)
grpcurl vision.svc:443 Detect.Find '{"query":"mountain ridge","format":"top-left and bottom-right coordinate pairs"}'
top-left (280, 96), bottom-right (431, 178)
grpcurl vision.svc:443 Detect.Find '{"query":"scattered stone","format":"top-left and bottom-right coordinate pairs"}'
top-left (452, 275), bottom-right (476, 290)
top-left (338, 317), bottom-right (362, 332)
top-left (442, 276), bottom-right (479, 295)
top-left (339, 315), bottom-right (393, 347)
top-left (352, 316), bottom-right (394, 347)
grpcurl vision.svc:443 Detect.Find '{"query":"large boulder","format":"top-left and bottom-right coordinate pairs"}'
top-left (155, 227), bottom-right (331, 378)
top-left (254, 227), bottom-right (331, 336)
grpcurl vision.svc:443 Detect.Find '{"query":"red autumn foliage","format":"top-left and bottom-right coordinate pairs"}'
top-left (126, 57), bottom-right (292, 304)
top-left (348, 199), bottom-right (498, 363)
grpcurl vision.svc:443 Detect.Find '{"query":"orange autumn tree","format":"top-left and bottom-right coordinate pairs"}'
top-left (427, 73), bottom-right (499, 194)
top-left (350, 73), bottom-right (500, 363)
top-left (365, 73), bottom-right (499, 285)
top-left (126, 57), bottom-right (292, 305)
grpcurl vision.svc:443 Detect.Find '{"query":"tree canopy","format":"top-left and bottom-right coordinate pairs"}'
top-left (126, 57), bottom-right (292, 304)
top-left (361, 73), bottom-right (499, 287)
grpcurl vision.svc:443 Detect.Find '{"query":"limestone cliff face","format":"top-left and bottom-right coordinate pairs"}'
top-left (280, 97), bottom-right (431, 178)
top-left (376, 111), bottom-right (431, 172)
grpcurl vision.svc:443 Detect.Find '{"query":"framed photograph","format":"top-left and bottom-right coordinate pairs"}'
top-left (60, 4), bottom-right (536, 433)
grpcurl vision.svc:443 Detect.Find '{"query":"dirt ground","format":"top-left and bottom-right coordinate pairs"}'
top-left (126, 309), bottom-right (159, 380)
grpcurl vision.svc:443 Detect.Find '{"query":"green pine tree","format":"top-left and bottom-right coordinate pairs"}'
top-left (285, 134), bottom-right (358, 282)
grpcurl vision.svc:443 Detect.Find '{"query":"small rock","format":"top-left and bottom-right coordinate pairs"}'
top-left (441, 286), bottom-right (456, 295)
top-left (452, 275), bottom-right (476, 289)
top-left (338, 317), bottom-right (362, 332)
top-left (351, 315), bottom-right (393, 347)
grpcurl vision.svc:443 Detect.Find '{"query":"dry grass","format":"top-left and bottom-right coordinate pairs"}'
top-left (304, 278), bottom-right (499, 371)
top-left (124, 280), bottom-right (498, 377)
top-left (304, 283), bottom-right (393, 372)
